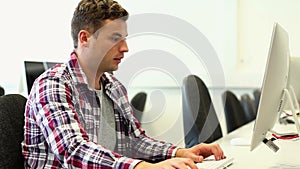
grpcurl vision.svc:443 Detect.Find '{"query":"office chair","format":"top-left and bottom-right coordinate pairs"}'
top-left (253, 89), bottom-right (261, 114)
top-left (182, 75), bottom-right (222, 148)
top-left (240, 93), bottom-right (256, 122)
top-left (0, 86), bottom-right (4, 96)
top-left (130, 92), bottom-right (147, 122)
top-left (222, 90), bottom-right (249, 133)
top-left (0, 94), bottom-right (27, 169)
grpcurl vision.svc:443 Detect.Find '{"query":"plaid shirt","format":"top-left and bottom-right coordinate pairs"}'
top-left (22, 52), bottom-right (178, 169)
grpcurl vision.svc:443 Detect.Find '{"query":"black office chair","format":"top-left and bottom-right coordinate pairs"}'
top-left (0, 94), bottom-right (27, 169)
top-left (130, 92), bottom-right (147, 122)
top-left (0, 86), bottom-right (4, 96)
top-left (253, 89), bottom-right (261, 114)
top-left (222, 90), bottom-right (249, 133)
top-left (240, 93), bottom-right (256, 122)
top-left (182, 75), bottom-right (222, 148)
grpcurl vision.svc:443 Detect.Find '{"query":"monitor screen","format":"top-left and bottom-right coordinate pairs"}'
top-left (23, 61), bottom-right (61, 96)
top-left (288, 57), bottom-right (300, 103)
top-left (250, 23), bottom-right (290, 151)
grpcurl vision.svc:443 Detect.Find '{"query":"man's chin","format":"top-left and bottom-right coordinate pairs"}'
top-left (110, 66), bottom-right (119, 72)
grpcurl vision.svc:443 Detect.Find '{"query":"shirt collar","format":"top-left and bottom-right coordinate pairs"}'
top-left (67, 51), bottom-right (89, 85)
top-left (67, 51), bottom-right (114, 90)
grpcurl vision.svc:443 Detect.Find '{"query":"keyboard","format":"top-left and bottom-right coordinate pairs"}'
top-left (195, 156), bottom-right (234, 169)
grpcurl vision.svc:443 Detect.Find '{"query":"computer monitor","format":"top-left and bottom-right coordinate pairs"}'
top-left (250, 23), bottom-right (291, 152)
top-left (22, 61), bottom-right (61, 96)
top-left (287, 57), bottom-right (300, 106)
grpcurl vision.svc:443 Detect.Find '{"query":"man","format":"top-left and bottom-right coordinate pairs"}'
top-left (22, 0), bottom-right (226, 168)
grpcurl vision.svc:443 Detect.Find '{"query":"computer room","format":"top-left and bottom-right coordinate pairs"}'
top-left (1, 0), bottom-right (300, 168)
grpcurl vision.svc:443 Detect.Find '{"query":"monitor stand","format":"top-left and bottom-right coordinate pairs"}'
top-left (264, 87), bottom-right (300, 152)
top-left (284, 86), bottom-right (300, 134)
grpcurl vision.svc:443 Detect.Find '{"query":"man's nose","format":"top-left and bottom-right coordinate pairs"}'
top-left (120, 40), bottom-right (129, 52)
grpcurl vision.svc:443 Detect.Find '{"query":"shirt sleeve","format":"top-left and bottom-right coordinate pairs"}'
top-left (106, 74), bottom-right (180, 162)
top-left (129, 117), bottom-right (179, 162)
top-left (32, 76), bottom-right (141, 169)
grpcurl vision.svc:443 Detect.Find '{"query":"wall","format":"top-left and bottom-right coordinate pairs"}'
top-left (2, 1), bottom-right (300, 93)
top-left (117, 0), bottom-right (234, 89)
top-left (115, 0), bottom-right (237, 146)
top-left (0, 1), bottom-right (235, 147)
top-left (236, 0), bottom-right (300, 87)
top-left (0, 1), bottom-right (78, 93)
top-left (1, 0), bottom-right (299, 146)
top-left (0, 0), bottom-right (237, 93)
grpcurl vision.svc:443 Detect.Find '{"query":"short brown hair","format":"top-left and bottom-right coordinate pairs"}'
top-left (71, 0), bottom-right (129, 48)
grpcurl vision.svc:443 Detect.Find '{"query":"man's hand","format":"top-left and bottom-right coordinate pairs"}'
top-left (134, 158), bottom-right (198, 169)
top-left (175, 143), bottom-right (226, 163)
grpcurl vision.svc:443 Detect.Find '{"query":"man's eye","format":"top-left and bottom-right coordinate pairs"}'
top-left (111, 37), bottom-right (121, 42)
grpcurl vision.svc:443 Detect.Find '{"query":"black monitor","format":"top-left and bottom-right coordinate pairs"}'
top-left (23, 61), bottom-right (61, 96)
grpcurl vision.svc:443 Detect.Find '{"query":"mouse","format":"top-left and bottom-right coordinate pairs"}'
top-left (230, 137), bottom-right (251, 146)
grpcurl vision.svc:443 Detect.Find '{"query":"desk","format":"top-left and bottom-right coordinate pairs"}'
top-left (214, 121), bottom-right (300, 168)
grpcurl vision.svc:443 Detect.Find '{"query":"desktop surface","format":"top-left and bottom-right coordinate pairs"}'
top-left (214, 121), bottom-right (300, 168)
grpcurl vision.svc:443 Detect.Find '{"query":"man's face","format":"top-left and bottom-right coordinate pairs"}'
top-left (88, 19), bottom-right (128, 74)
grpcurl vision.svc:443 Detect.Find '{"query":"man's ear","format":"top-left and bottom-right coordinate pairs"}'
top-left (78, 30), bottom-right (91, 47)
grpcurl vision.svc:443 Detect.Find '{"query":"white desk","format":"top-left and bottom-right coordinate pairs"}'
top-left (215, 121), bottom-right (300, 168)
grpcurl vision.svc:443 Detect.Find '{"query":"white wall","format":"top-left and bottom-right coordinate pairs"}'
top-left (0, 1), bottom-right (78, 93)
top-left (236, 0), bottom-right (300, 87)
top-left (2, 1), bottom-right (300, 93)
top-left (117, 0), bottom-right (232, 89)
top-left (1, 0), bottom-right (300, 146)
top-left (0, 0), bottom-right (236, 93)
top-left (0, 0), bottom-right (235, 148)
top-left (118, 0), bottom-right (236, 146)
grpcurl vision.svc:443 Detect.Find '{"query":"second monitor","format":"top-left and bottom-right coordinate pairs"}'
top-left (23, 61), bottom-right (61, 97)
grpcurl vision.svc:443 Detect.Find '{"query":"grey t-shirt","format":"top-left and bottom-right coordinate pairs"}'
top-left (95, 87), bottom-right (117, 151)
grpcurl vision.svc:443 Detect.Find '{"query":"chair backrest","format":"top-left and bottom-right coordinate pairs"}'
top-left (182, 75), bottom-right (222, 148)
top-left (130, 92), bottom-right (147, 122)
top-left (0, 86), bottom-right (4, 96)
top-left (222, 90), bottom-right (249, 133)
top-left (0, 94), bottom-right (27, 169)
top-left (253, 89), bottom-right (261, 114)
top-left (240, 93), bottom-right (256, 122)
